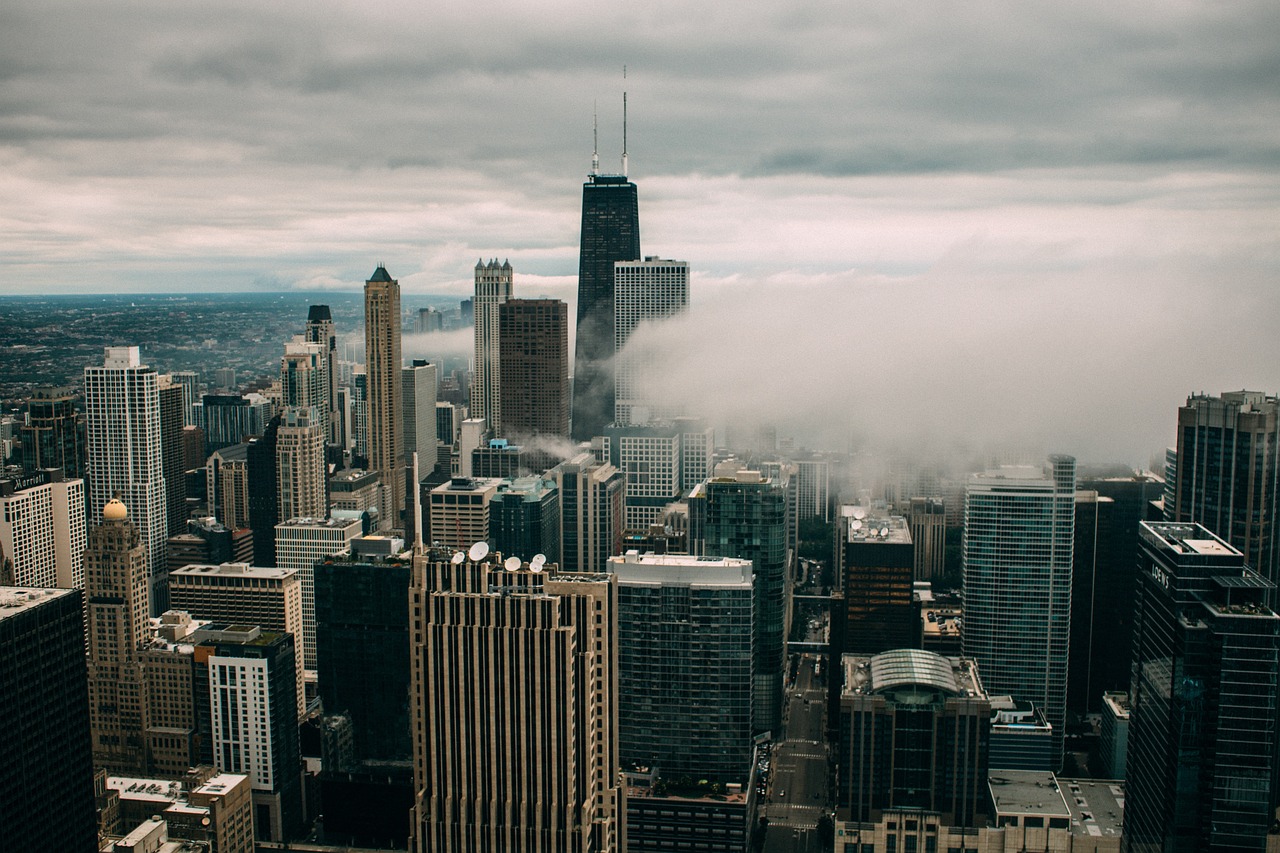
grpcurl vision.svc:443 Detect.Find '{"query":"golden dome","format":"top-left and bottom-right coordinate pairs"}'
top-left (103, 498), bottom-right (128, 521)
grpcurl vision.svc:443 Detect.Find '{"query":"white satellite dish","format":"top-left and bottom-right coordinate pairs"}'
top-left (504, 556), bottom-right (522, 571)
top-left (450, 552), bottom-right (465, 565)
top-left (468, 541), bottom-right (490, 562)
top-left (530, 554), bottom-right (546, 573)
top-left (851, 519), bottom-right (863, 530)
top-left (880, 527), bottom-right (889, 538)
top-left (852, 507), bottom-right (868, 520)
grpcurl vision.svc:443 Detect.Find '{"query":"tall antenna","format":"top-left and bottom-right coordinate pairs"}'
top-left (621, 65), bottom-right (629, 177)
top-left (591, 101), bottom-right (599, 176)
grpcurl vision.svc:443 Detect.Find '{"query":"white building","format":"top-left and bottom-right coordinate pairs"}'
top-left (274, 515), bottom-right (363, 672)
top-left (85, 346), bottom-right (168, 614)
top-left (613, 258), bottom-right (689, 426)
top-left (281, 336), bottom-right (330, 414)
top-left (276, 407), bottom-right (326, 523)
top-left (0, 470), bottom-right (85, 589)
top-left (962, 455), bottom-right (1075, 766)
top-left (471, 259), bottom-right (512, 431)
top-left (403, 360), bottom-right (438, 477)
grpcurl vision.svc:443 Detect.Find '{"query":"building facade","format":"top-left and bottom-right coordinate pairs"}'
top-left (472, 258), bottom-right (513, 431)
top-left (837, 512), bottom-right (918, 655)
top-left (364, 265), bottom-right (404, 531)
top-left (0, 468), bottom-right (85, 589)
top-left (403, 359), bottom-right (438, 476)
top-left (276, 406), bottom-right (326, 523)
top-left (552, 452), bottom-right (625, 574)
top-left (613, 258), bottom-right (688, 427)
top-left (274, 515), bottom-right (362, 673)
top-left (499, 297), bottom-right (570, 443)
top-left (962, 456), bottom-right (1075, 767)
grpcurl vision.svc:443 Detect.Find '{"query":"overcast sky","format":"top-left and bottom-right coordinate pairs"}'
top-left (2, 0), bottom-right (1277, 462)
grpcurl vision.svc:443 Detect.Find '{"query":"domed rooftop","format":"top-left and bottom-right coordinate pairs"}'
top-left (103, 498), bottom-right (128, 521)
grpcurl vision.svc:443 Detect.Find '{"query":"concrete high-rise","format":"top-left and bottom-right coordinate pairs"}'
top-left (276, 406), bottom-right (326, 523)
top-left (158, 377), bottom-right (189, 538)
top-left (572, 169), bottom-right (641, 441)
top-left (906, 497), bottom-right (946, 583)
top-left (304, 305), bottom-right (339, 445)
top-left (499, 298), bottom-right (570, 443)
top-left (85, 498), bottom-right (151, 774)
top-left (402, 359), bottom-right (438, 476)
top-left (962, 456), bottom-right (1075, 767)
top-left (472, 258), bottom-right (513, 431)
top-left (85, 346), bottom-right (168, 615)
top-left (1123, 522), bottom-right (1279, 852)
top-left (836, 513), bottom-right (918, 655)
top-left (365, 265), bottom-right (404, 531)
top-left (0, 468), bottom-right (85, 589)
top-left (613, 258), bottom-right (688, 427)
top-left (410, 548), bottom-right (623, 852)
top-left (281, 336), bottom-right (330, 414)
top-left (0, 586), bottom-right (98, 851)
top-left (275, 515), bottom-right (363, 673)
top-left (1171, 391), bottom-right (1280, 594)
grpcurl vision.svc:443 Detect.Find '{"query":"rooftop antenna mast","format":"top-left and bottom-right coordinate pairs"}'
top-left (621, 65), bottom-right (629, 177)
top-left (591, 101), bottom-right (599, 176)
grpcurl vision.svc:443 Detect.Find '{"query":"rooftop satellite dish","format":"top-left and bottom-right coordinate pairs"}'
top-left (880, 527), bottom-right (889, 538)
top-left (504, 556), bottom-right (522, 571)
top-left (530, 554), bottom-right (546, 573)
top-left (450, 552), bottom-right (465, 565)
top-left (468, 541), bottom-right (490, 562)
top-left (853, 507), bottom-right (868, 520)
top-left (851, 519), bottom-right (863, 530)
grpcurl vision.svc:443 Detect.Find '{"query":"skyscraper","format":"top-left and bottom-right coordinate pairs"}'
top-left (246, 414), bottom-right (281, 566)
top-left (304, 305), bottom-right (339, 445)
top-left (0, 586), bottom-right (98, 851)
top-left (275, 514), bottom-right (363, 672)
top-left (1123, 522), bottom-right (1279, 852)
top-left (159, 376), bottom-right (188, 538)
top-left (1171, 391), bottom-right (1280, 594)
top-left (85, 346), bottom-right (168, 615)
top-left (962, 455), bottom-right (1075, 767)
top-left (499, 298), bottom-right (570, 443)
top-left (551, 451), bottom-right (625, 574)
top-left (281, 336), bottom-right (330, 414)
top-left (410, 548), bottom-right (623, 852)
top-left (572, 170), bottom-right (641, 440)
top-left (0, 468), bottom-right (85, 589)
top-left (696, 464), bottom-right (790, 734)
top-left (613, 258), bottom-right (688, 426)
top-left (85, 498), bottom-right (151, 774)
top-left (836, 512), bottom-right (918, 655)
top-left (402, 359), bottom-right (438, 476)
top-left (276, 406), bottom-right (326, 523)
top-left (18, 386), bottom-right (85, 479)
top-left (364, 265), bottom-right (404, 530)
top-left (472, 258), bottom-right (513, 431)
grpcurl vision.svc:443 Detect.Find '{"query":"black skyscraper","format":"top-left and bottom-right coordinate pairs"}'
top-left (247, 413), bottom-right (281, 566)
top-left (571, 173), bottom-right (640, 440)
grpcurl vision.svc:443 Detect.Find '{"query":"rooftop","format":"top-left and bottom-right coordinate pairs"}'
top-left (171, 562), bottom-right (296, 580)
top-left (843, 649), bottom-right (984, 699)
top-left (0, 586), bottom-right (76, 619)
top-left (1059, 777), bottom-right (1125, 838)
top-left (988, 771), bottom-right (1071, 819)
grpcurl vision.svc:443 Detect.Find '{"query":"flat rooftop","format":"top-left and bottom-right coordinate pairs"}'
top-left (108, 777), bottom-right (183, 804)
top-left (988, 771), bottom-right (1071, 819)
top-left (841, 512), bottom-right (911, 545)
top-left (171, 562), bottom-right (296, 580)
top-left (843, 649), bottom-right (984, 699)
top-left (1060, 777), bottom-right (1125, 839)
top-left (0, 586), bottom-right (76, 619)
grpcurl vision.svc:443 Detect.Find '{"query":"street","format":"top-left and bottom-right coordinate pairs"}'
top-left (762, 654), bottom-right (830, 853)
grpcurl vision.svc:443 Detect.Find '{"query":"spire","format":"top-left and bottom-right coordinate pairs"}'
top-left (591, 101), bottom-right (599, 177)
top-left (621, 66), bottom-right (629, 178)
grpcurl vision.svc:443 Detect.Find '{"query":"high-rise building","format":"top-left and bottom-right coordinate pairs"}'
top-left (170, 561), bottom-right (305, 720)
top-left (315, 539), bottom-right (413, 762)
top-left (85, 346), bottom-right (168, 615)
top-left (0, 586), bottom-right (98, 851)
top-left (603, 421), bottom-right (683, 530)
top-left (906, 497), bottom-right (946, 583)
top-left (409, 549), bottom-right (623, 851)
top-left (403, 359), bottom-right (438, 476)
top-left (171, 370), bottom-right (200, 427)
top-left (281, 336), bottom-right (330, 415)
top-left (472, 259), bottom-right (513, 431)
top-left (836, 513), bottom-right (918, 655)
top-left (167, 516), bottom-right (254, 578)
top-left (246, 415), bottom-right (281, 566)
top-left (200, 393), bottom-right (272, 456)
top-left (351, 368), bottom-right (367, 460)
top-left (490, 475), bottom-right (561, 565)
top-left (696, 463), bottom-right (790, 734)
top-left (0, 468), bottom-right (85, 589)
top-left (18, 386), bottom-right (85, 479)
top-left (140, 610), bottom-right (207, 776)
top-left (794, 454), bottom-right (831, 526)
top-left (304, 305), bottom-right (339, 445)
top-left (207, 442), bottom-right (251, 530)
top-left (1123, 522), bottom-right (1279, 852)
top-left (364, 266), bottom-right (405, 531)
top-left (274, 515), bottom-right (363, 673)
top-left (613, 258), bottom-right (688, 426)
top-left (551, 451), bottom-right (625, 574)
top-left (1171, 391), bottom-right (1280, 595)
top-left (962, 456), bottom-right (1075, 767)
top-left (836, 649), bottom-right (989, 828)
top-left (436, 401), bottom-right (459, 450)
top-left (329, 468), bottom-right (380, 516)
top-left (608, 551), bottom-right (755, 783)
top-left (572, 169), bottom-right (641, 441)
top-left (499, 297), bottom-right (570, 444)
top-left (85, 498), bottom-right (151, 773)
top-left (195, 625), bottom-right (303, 843)
top-left (427, 476), bottom-right (502, 550)
top-left (159, 378), bottom-right (189, 538)
top-left (276, 406), bottom-right (326, 523)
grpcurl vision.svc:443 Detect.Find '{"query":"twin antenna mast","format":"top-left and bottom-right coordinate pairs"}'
top-left (590, 66), bottom-right (629, 178)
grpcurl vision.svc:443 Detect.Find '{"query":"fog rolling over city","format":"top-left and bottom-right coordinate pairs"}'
top-left (620, 254), bottom-right (1280, 466)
